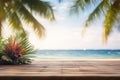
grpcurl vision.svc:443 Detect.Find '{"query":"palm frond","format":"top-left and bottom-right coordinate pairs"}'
top-left (7, 12), bottom-right (23, 31)
top-left (81, 0), bottom-right (111, 36)
top-left (0, 0), bottom-right (6, 36)
top-left (0, 37), bottom-right (7, 54)
top-left (0, 0), bottom-right (6, 20)
top-left (0, 21), bottom-right (2, 37)
top-left (15, 1), bottom-right (45, 38)
top-left (71, 0), bottom-right (120, 43)
top-left (71, 0), bottom-right (95, 14)
top-left (103, 0), bottom-right (120, 43)
top-left (0, 0), bottom-right (55, 38)
top-left (6, 11), bottom-right (26, 38)
top-left (84, 0), bottom-right (111, 27)
top-left (18, 37), bottom-right (34, 55)
top-left (22, 0), bottom-right (55, 21)
top-left (4, 2), bottom-right (27, 38)
top-left (71, 0), bottom-right (85, 15)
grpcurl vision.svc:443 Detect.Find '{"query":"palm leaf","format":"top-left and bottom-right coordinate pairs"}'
top-left (71, 0), bottom-right (95, 14)
top-left (0, 0), bottom-right (6, 36)
top-left (0, 0), bottom-right (6, 20)
top-left (84, 0), bottom-right (111, 28)
top-left (22, 0), bottom-right (55, 21)
top-left (72, 0), bottom-right (120, 43)
top-left (0, 0), bottom-right (55, 38)
top-left (14, 1), bottom-right (45, 38)
top-left (2, 1), bottom-right (27, 38)
top-left (6, 9), bottom-right (27, 38)
top-left (103, 0), bottom-right (120, 43)
top-left (18, 37), bottom-right (34, 55)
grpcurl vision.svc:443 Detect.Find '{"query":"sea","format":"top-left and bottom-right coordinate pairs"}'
top-left (32, 50), bottom-right (120, 59)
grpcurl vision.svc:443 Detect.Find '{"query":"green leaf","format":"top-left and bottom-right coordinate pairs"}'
top-left (103, 0), bottom-right (120, 43)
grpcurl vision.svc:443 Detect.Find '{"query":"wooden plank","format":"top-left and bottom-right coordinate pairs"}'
top-left (0, 60), bottom-right (120, 77)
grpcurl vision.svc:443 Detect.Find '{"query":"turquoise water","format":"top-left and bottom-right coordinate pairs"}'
top-left (33, 50), bottom-right (120, 59)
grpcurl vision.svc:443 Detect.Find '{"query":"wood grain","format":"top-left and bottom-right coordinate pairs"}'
top-left (0, 60), bottom-right (120, 77)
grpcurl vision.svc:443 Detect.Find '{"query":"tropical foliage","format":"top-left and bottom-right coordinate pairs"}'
top-left (0, 37), bottom-right (34, 65)
top-left (71, 0), bottom-right (120, 43)
top-left (0, 0), bottom-right (55, 38)
top-left (0, 37), bottom-right (7, 57)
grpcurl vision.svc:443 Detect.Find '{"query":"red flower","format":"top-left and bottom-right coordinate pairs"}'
top-left (4, 37), bottom-right (25, 59)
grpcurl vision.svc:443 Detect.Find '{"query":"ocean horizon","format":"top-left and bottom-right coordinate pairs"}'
top-left (31, 49), bottom-right (120, 59)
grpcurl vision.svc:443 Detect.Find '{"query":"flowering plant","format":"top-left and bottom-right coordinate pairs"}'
top-left (0, 37), bottom-right (34, 65)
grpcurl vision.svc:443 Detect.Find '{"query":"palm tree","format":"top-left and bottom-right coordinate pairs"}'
top-left (0, 0), bottom-right (54, 38)
top-left (71, 0), bottom-right (120, 43)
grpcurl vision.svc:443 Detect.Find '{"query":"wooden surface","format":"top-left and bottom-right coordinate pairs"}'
top-left (0, 60), bottom-right (120, 77)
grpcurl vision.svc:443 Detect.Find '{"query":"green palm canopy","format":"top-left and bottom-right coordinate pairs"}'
top-left (0, 0), bottom-right (55, 38)
top-left (71, 0), bottom-right (120, 43)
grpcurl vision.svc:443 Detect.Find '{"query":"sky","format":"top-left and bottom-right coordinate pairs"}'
top-left (3, 0), bottom-right (120, 50)
top-left (27, 0), bottom-right (120, 50)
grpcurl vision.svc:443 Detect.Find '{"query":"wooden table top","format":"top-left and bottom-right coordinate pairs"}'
top-left (0, 60), bottom-right (120, 77)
